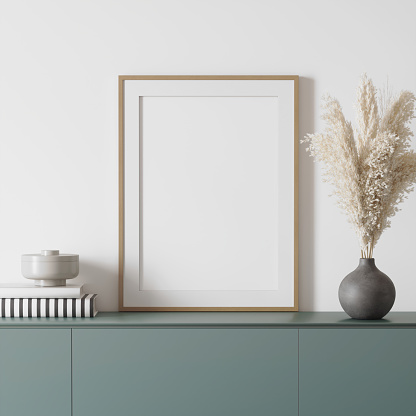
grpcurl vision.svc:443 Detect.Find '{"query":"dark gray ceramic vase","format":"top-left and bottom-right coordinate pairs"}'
top-left (338, 258), bottom-right (395, 320)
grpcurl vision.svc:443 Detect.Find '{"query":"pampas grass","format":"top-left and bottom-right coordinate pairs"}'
top-left (304, 75), bottom-right (416, 258)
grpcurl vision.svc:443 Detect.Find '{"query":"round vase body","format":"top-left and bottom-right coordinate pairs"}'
top-left (338, 258), bottom-right (395, 320)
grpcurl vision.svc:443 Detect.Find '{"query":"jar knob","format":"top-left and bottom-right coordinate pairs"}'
top-left (41, 250), bottom-right (60, 256)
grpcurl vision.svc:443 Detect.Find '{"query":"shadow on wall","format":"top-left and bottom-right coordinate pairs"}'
top-left (77, 261), bottom-right (118, 311)
top-left (298, 77), bottom-right (315, 311)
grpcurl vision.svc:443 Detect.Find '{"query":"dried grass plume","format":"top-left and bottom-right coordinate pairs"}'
top-left (304, 75), bottom-right (416, 258)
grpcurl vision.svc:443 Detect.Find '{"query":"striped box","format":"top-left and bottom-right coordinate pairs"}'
top-left (0, 294), bottom-right (97, 317)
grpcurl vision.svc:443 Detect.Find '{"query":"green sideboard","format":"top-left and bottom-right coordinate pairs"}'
top-left (0, 312), bottom-right (415, 416)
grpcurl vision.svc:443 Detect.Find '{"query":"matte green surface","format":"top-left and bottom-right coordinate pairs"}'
top-left (1, 311), bottom-right (416, 327)
top-left (299, 329), bottom-right (416, 416)
top-left (0, 329), bottom-right (71, 416)
top-left (73, 328), bottom-right (298, 416)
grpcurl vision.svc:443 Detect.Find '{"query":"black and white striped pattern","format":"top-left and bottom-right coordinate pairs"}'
top-left (0, 294), bottom-right (97, 318)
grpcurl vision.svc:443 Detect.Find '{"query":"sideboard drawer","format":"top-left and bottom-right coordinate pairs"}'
top-left (0, 329), bottom-right (71, 416)
top-left (73, 328), bottom-right (298, 416)
top-left (299, 329), bottom-right (416, 416)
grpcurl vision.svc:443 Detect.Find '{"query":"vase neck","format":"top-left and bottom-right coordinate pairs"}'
top-left (359, 258), bottom-right (376, 267)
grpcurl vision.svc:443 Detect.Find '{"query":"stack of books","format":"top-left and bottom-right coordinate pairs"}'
top-left (0, 284), bottom-right (97, 317)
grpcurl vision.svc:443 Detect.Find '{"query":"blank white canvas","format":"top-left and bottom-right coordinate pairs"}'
top-left (141, 97), bottom-right (279, 291)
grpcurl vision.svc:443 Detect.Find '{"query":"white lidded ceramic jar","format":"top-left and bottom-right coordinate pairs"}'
top-left (21, 250), bottom-right (79, 287)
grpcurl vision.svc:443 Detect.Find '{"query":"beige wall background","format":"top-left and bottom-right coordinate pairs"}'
top-left (0, 0), bottom-right (415, 311)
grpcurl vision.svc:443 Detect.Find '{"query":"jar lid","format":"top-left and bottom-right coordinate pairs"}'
top-left (21, 250), bottom-right (79, 262)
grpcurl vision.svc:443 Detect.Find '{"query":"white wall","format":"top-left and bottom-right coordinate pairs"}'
top-left (0, 0), bottom-right (415, 312)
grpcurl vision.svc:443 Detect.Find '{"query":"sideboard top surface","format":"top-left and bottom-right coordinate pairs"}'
top-left (1, 312), bottom-right (416, 328)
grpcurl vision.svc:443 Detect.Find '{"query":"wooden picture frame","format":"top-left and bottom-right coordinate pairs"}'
top-left (119, 76), bottom-right (298, 311)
